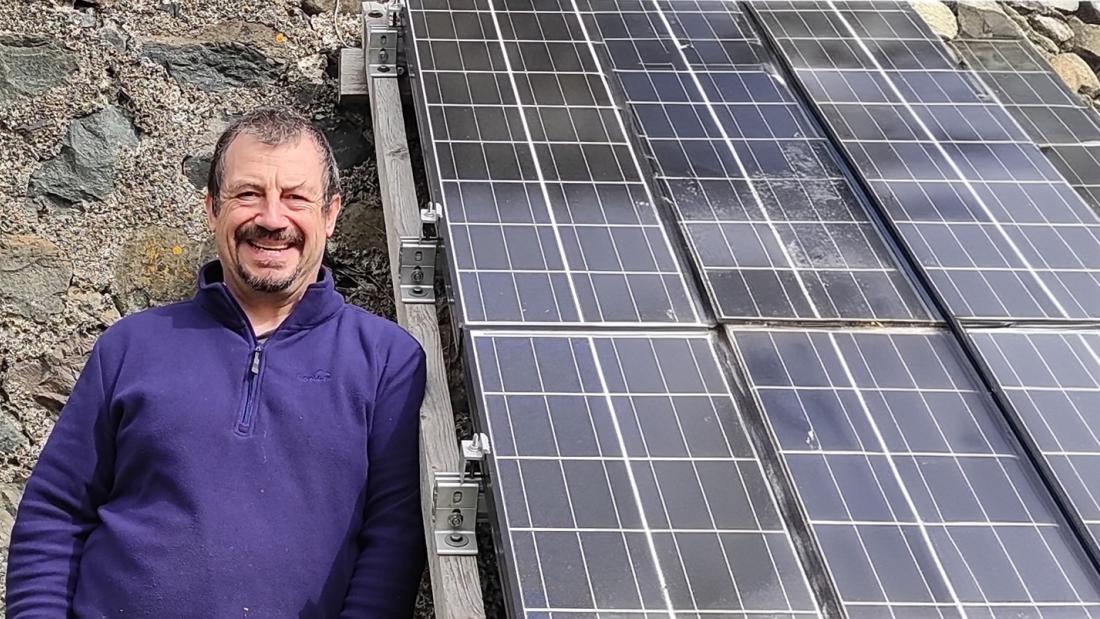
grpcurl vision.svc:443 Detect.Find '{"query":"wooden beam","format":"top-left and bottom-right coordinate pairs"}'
top-left (338, 47), bottom-right (368, 103)
top-left (363, 4), bottom-right (486, 618)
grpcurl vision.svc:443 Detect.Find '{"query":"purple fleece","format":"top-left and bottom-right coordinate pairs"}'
top-left (6, 261), bottom-right (426, 618)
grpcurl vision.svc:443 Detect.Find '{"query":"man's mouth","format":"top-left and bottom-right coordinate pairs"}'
top-left (246, 240), bottom-right (294, 252)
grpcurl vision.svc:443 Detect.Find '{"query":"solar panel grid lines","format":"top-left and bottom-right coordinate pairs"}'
top-left (729, 325), bottom-right (1100, 618)
top-left (468, 329), bottom-right (822, 617)
top-left (406, 0), bottom-right (707, 327)
top-left (953, 38), bottom-right (1100, 148)
top-left (753, 0), bottom-right (1100, 322)
top-left (972, 329), bottom-right (1100, 549)
top-left (585, 0), bottom-right (934, 324)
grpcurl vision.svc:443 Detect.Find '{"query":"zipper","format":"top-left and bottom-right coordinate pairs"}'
top-left (235, 344), bottom-right (264, 435)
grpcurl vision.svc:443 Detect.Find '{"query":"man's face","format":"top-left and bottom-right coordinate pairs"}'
top-left (205, 132), bottom-right (341, 299)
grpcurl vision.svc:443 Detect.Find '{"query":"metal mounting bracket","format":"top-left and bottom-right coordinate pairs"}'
top-left (433, 433), bottom-right (492, 556)
top-left (365, 0), bottom-right (403, 77)
top-left (398, 238), bottom-right (436, 303)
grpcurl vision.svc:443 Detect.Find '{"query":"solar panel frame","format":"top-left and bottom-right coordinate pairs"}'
top-left (752, 0), bottom-right (1100, 322)
top-left (730, 325), bottom-right (1100, 618)
top-left (467, 329), bottom-right (823, 618)
top-left (405, 0), bottom-right (708, 327)
top-left (580, 0), bottom-right (934, 324)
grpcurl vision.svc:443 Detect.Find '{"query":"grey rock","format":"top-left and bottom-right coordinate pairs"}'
top-left (1047, 0), bottom-right (1082, 10)
top-left (911, 0), bottom-right (959, 39)
top-left (6, 337), bottom-right (90, 415)
top-left (0, 235), bottom-right (72, 317)
top-left (1080, 1), bottom-right (1100, 23)
top-left (0, 412), bottom-right (28, 458)
top-left (0, 34), bottom-right (78, 103)
top-left (98, 25), bottom-right (128, 51)
top-left (958, 0), bottom-right (1024, 37)
top-left (302, 0), bottom-right (361, 16)
top-left (1070, 15), bottom-right (1100, 65)
top-left (27, 106), bottom-right (138, 210)
top-left (1050, 51), bottom-right (1100, 90)
top-left (143, 41), bottom-right (283, 91)
top-left (1031, 13), bottom-right (1076, 41)
top-left (1029, 30), bottom-right (1062, 53)
top-left (182, 154), bottom-right (211, 189)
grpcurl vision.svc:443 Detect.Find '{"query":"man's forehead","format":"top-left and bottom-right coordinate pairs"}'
top-left (223, 132), bottom-right (325, 173)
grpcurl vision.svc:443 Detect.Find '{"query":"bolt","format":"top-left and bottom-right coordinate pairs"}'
top-left (446, 533), bottom-right (468, 547)
top-left (449, 512), bottom-right (463, 528)
top-left (377, 64), bottom-right (390, 73)
top-left (411, 267), bottom-right (424, 284)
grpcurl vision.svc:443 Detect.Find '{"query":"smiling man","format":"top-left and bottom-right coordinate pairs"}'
top-left (6, 108), bottom-right (427, 617)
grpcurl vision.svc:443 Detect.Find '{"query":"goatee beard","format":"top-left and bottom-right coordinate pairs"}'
top-left (236, 262), bottom-right (302, 293)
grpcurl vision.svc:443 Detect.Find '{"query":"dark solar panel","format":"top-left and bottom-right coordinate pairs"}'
top-left (756, 1), bottom-right (1100, 321)
top-left (954, 39), bottom-right (1100, 147)
top-left (470, 330), bottom-right (819, 617)
top-left (407, 0), bottom-right (704, 326)
top-left (973, 330), bottom-right (1100, 546)
top-left (586, 0), bottom-right (931, 322)
top-left (732, 327), bottom-right (1100, 618)
top-left (1044, 144), bottom-right (1100, 215)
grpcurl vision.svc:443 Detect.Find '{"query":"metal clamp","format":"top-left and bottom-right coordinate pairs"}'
top-left (433, 433), bottom-right (491, 556)
top-left (398, 238), bottom-right (436, 303)
top-left (366, 0), bottom-right (403, 77)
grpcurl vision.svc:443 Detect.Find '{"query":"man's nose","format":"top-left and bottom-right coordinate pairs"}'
top-left (254, 194), bottom-right (289, 229)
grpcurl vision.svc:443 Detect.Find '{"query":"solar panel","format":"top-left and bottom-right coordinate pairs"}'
top-left (406, 0), bottom-right (705, 326)
top-left (585, 0), bottom-right (931, 322)
top-left (755, 1), bottom-right (1100, 321)
top-left (731, 326), bottom-right (1100, 617)
top-left (469, 330), bottom-right (820, 617)
top-left (954, 39), bottom-right (1100, 147)
top-left (1044, 144), bottom-right (1100, 215)
top-left (972, 329), bottom-right (1100, 547)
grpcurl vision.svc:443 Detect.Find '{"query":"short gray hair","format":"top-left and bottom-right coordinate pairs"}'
top-left (207, 107), bottom-right (341, 212)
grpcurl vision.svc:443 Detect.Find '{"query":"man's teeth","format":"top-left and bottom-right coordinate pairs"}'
top-left (249, 241), bottom-right (290, 250)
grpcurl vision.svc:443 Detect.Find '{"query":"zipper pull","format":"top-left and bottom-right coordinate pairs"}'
top-left (250, 346), bottom-right (262, 374)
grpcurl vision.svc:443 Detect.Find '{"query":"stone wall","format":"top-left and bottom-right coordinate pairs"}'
top-left (914, 0), bottom-right (1100, 105)
top-left (0, 0), bottom-right (395, 609)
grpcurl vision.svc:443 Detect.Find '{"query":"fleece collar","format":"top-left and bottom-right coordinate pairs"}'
top-left (194, 260), bottom-right (344, 340)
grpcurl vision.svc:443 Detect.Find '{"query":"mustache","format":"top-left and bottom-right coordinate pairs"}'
top-left (235, 224), bottom-right (303, 247)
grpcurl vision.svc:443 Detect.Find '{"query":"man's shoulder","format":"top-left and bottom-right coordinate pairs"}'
top-left (95, 300), bottom-right (202, 350)
top-left (338, 304), bottom-right (424, 358)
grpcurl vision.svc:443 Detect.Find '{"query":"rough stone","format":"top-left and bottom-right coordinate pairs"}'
top-left (911, 0), bottom-right (958, 39)
top-left (302, 0), bottom-right (362, 16)
top-left (0, 482), bottom-right (23, 550)
top-left (27, 106), bottom-right (138, 210)
top-left (0, 235), bottom-right (72, 318)
top-left (1069, 15), bottom-right (1100, 66)
top-left (1031, 13), bottom-right (1076, 41)
top-left (1050, 52), bottom-right (1100, 90)
top-left (182, 154), bottom-right (211, 189)
top-left (0, 410), bottom-right (27, 459)
top-left (1029, 30), bottom-right (1062, 53)
top-left (958, 0), bottom-right (1025, 37)
top-left (98, 24), bottom-right (128, 51)
top-left (320, 115), bottom-right (371, 170)
top-left (334, 199), bottom-right (387, 253)
top-left (143, 40), bottom-right (283, 91)
top-left (0, 34), bottom-right (77, 103)
top-left (6, 337), bottom-right (91, 415)
top-left (1080, 1), bottom-right (1100, 23)
top-left (1046, 0), bottom-right (1082, 11)
top-left (111, 226), bottom-right (204, 315)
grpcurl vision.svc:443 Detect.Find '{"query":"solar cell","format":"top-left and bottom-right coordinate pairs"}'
top-left (732, 327), bottom-right (1100, 617)
top-left (1044, 144), bottom-right (1100, 215)
top-left (755, 1), bottom-right (1100, 321)
top-left (469, 330), bottom-right (820, 617)
top-left (973, 330), bottom-right (1100, 547)
top-left (407, 0), bottom-right (704, 326)
top-left (954, 39), bottom-right (1100, 147)
top-left (586, 0), bottom-right (931, 322)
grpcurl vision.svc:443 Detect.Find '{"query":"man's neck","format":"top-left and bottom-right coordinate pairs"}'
top-left (224, 280), bottom-right (305, 338)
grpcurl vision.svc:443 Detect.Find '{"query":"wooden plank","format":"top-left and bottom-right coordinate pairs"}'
top-left (338, 47), bottom-right (368, 103)
top-left (363, 4), bottom-right (487, 618)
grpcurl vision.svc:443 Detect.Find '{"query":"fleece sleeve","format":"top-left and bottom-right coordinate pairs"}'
top-left (340, 341), bottom-right (427, 617)
top-left (6, 342), bottom-right (118, 617)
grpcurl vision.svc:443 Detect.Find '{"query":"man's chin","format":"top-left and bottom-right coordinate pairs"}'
top-left (237, 264), bottom-right (298, 294)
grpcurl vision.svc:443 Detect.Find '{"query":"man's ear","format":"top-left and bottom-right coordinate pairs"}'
top-left (325, 194), bottom-right (343, 238)
top-left (205, 194), bottom-right (217, 230)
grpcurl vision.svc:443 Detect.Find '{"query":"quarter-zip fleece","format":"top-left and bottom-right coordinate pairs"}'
top-left (6, 261), bottom-right (427, 618)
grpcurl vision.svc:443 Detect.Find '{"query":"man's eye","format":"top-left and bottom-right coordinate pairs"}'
top-left (238, 191), bottom-right (260, 199)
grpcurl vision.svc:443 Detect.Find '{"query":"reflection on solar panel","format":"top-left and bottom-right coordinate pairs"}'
top-left (470, 331), bottom-right (819, 617)
top-left (733, 327), bottom-right (1100, 618)
top-left (973, 330), bottom-right (1100, 547)
top-left (407, 0), bottom-right (703, 326)
top-left (586, 0), bottom-right (930, 322)
top-left (755, 1), bottom-right (1100, 321)
top-left (955, 39), bottom-right (1100, 147)
top-left (951, 38), bottom-right (1100, 218)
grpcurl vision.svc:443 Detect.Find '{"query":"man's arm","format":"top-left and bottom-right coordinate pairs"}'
top-left (340, 341), bottom-right (427, 617)
top-left (6, 342), bottom-right (117, 617)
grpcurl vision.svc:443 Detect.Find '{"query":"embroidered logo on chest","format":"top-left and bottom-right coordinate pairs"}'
top-left (298, 370), bottom-right (333, 383)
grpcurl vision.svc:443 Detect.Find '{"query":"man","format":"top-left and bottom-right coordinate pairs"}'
top-left (6, 107), bottom-right (427, 617)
